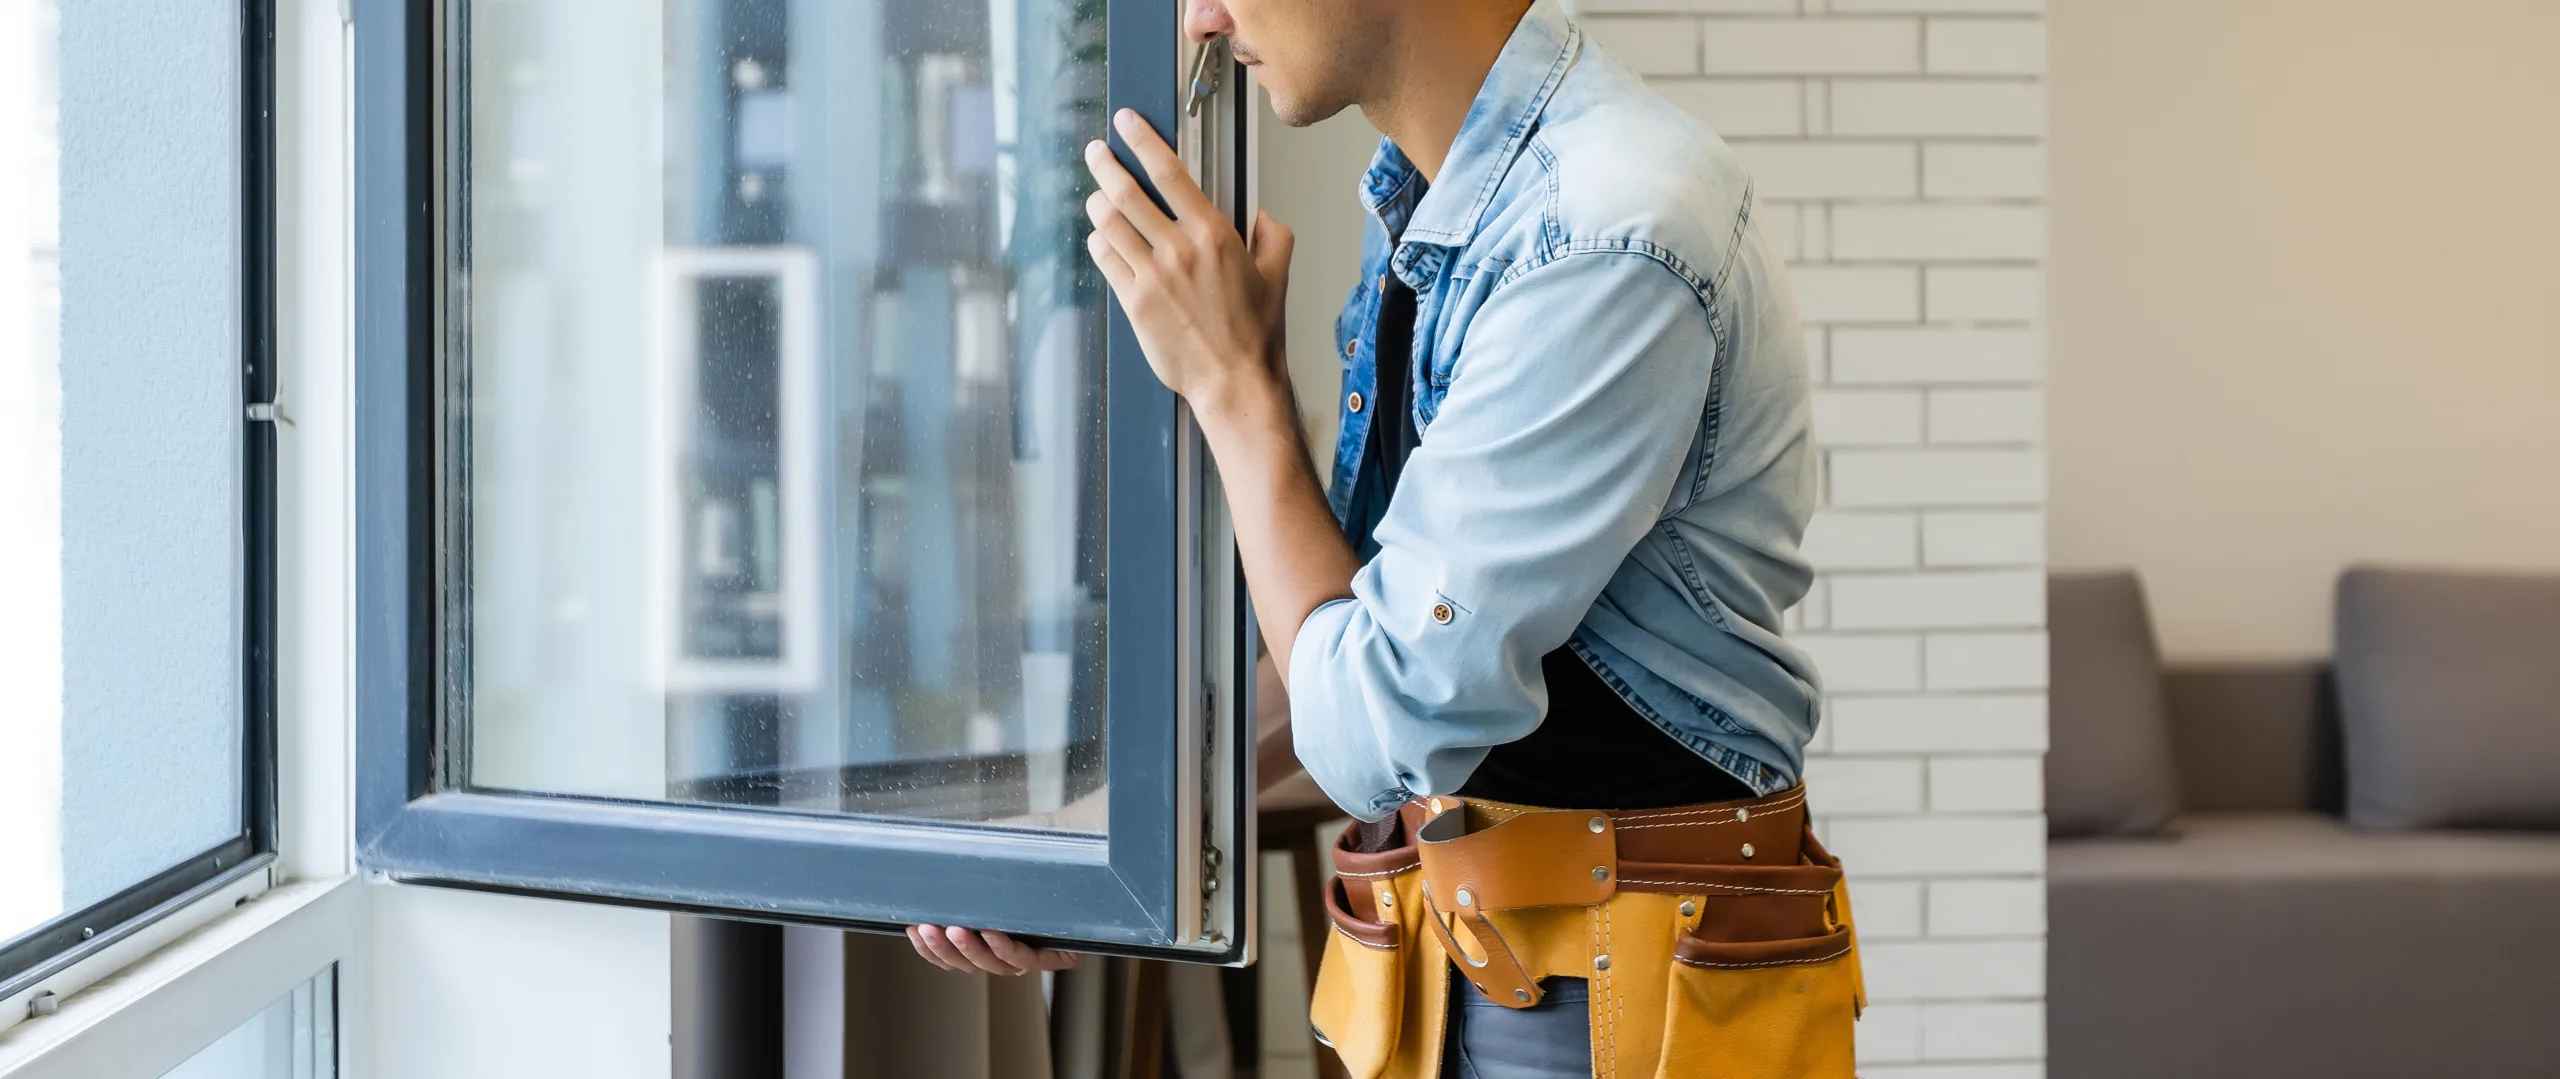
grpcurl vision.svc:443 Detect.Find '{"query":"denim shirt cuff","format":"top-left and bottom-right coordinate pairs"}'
top-left (1289, 598), bottom-right (1413, 823)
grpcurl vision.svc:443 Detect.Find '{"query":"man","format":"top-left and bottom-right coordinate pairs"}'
top-left (916, 0), bottom-right (1859, 1073)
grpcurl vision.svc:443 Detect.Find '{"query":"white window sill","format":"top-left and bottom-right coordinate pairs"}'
top-left (0, 876), bottom-right (359, 1079)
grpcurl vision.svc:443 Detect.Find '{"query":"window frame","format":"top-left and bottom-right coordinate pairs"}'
top-left (0, 0), bottom-right (282, 1007)
top-left (353, 0), bottom-right (1257, 961)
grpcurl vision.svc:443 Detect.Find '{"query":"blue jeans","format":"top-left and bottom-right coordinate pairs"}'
top-left (1441, 976), bottom-right (1591, 1079)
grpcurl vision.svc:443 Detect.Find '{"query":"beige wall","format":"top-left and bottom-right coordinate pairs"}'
top-left (2049, 0), bottom-right (2560, 659)
top-left (1255, 90), bottom-right (1381, 470)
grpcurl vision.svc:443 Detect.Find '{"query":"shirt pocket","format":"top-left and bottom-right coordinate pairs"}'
top-left (1335, 280), bottom-right (1373, 371)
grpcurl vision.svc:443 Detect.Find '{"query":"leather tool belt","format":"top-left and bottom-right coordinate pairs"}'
top-left (1308, 784), bottom-right (1866, 1079)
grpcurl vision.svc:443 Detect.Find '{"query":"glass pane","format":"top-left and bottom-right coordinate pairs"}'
top-left (0, 0), bottom-right (245, 945)
top-left (159, 966), bottom-right (337, 1079)
top-left (459, 0), bottom-right (1110, 831)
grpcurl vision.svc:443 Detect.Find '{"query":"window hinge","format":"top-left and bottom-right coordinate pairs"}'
top-left (1199, 681), bottom-right (1226, 941)
top-left (247, 401), bottom-right (293, 426)
top-left (1198, 842), bottom-right (1225, 944)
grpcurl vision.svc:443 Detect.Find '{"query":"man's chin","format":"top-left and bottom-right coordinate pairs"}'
top-left (1266, 90), bottom-right (1354, 129)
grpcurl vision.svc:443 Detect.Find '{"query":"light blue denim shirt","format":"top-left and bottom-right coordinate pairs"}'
top-left (1287, 0), bottom-right (1824, 822)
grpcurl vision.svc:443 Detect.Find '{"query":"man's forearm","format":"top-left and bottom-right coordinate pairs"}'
top-left (1194, 373), bottom-right (1361, 681)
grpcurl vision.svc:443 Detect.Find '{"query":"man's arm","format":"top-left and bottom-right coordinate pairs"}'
top-left (1283, 253), bottom-right (1720, 820)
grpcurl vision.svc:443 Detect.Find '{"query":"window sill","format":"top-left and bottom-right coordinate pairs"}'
top-left (0, 876), bottom-right (358, 1079)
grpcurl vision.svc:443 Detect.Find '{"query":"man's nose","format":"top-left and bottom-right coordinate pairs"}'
top-left (1182, 0), bottom-right (1232, 44)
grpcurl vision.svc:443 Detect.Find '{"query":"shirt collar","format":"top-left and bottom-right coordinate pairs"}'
top-left (1394, 0), bottom-right (1578, 249)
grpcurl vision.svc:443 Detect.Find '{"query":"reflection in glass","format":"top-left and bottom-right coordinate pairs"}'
top-left (461, 0), bottom-right (1110, 830)
top-left (158, 967), bottom-right (336, 1079)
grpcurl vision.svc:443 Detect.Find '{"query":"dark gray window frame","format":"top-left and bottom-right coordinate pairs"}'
top-left (0, 0), bottom-right (281, 1001)
top-left (353, 0), bottom-right (1255, 960)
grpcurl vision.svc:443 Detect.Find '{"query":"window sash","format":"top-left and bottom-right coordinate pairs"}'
top-left (0, 0), bottom-right (280, 1002)
top-left (353, 0), bottom-right (1254, 959)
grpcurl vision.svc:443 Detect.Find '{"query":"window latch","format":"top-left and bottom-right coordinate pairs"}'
top-left (247, 401), bottom-right (293, 426)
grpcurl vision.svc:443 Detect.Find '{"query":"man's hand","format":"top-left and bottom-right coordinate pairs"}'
top-left (1086, 110), bottom-right (1356, 682)
top-left (1083, 109), bottom-right (1296, 422)
top-left (906, 924), bottom-right (1084, 977)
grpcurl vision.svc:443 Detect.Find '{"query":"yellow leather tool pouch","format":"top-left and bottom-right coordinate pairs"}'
top-left (1307, 786), bottom-right (1863, 1079)
top-left (1309, 820), bottom-right (1446, 1079)
top-left (1647, 832), bottom-right (1864, 1079)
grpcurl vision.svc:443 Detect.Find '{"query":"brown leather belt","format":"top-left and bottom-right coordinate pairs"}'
top-left (1326, 785), bottom-right (1830, 1010)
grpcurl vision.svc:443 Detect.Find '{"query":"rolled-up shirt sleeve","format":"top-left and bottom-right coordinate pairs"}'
top-left (1289, 252), bottom-right (1720, 820)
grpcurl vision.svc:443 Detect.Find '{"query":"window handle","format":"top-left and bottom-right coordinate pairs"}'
top-left (1186, 36), bottom-right (1228, 117)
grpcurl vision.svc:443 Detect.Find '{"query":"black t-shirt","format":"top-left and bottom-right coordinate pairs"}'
top-left (1347, 273), bottom-right (1752, 811)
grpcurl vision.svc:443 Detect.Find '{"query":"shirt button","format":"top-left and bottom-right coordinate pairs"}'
top-left (1431, 602), bottom-right (1453, 625)
top-left (1346, 339), bottom-right (1361, 359)
top-left (1347, 391), bottom-right (1365, 414)
top-left (1378, 273), bottom-right (1389, 291)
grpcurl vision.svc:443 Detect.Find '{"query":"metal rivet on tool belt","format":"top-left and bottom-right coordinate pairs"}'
top-left (1431, 602), bottom-right (1454, 624)
top-left (1735, 806), bottom-right (1750, 823)
top-left (1515, 989), bottom-right (1531, 1003)
top-left (1594, 954), bottom-right (1611, 971)
top-left (1592, 866), bottom-right (1609, 882)
top-left (1679, 900), bottom-right (1697, 918)
top-left (1588, 816), bottom-right (1606, 833)
top-left (1456, 888), bottom-right (1473, 908)
top-left (1347, 390), bottom-right (1364, 413)
top-left (1379, 892), bottom-right (1394, 909)
top-left (1740, 843), bottom-right (1756, 860)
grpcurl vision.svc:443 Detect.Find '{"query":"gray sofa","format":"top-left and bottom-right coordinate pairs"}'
top-left (2045, 569), bottom-right (2560, 1079)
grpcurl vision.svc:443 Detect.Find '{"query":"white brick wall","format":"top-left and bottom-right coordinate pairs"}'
top-left (1579, 1), bottom-right (2049, 1070)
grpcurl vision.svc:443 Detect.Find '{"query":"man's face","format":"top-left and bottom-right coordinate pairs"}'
top-left (1186, 0), bottom-right (1383, 127)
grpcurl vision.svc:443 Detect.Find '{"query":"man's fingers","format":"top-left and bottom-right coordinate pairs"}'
top-left (1110, 110), bottom-right (1218, 222)
top-left (983, 931), bottom-right (1082, 973)
top-left (910, 925), bottom-right (967, 972)
top-left (1085, 231), bottom-right (1138, 294)
top-left (1251, 209), bottom-right (1296, 288)
top-left (1083, 140), bottom-right (1179, 246)
top-left (1086, 191), bottom-right (1155, 266)
top-left (943, 926), bottom-right (1028, 976)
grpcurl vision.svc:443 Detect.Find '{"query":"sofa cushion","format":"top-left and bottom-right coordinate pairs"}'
top-left (2162, 662), bottom-right (2340, 814)
top-left (2335, 567), bottom-right (2560, 829)
top-left (2050, 813), bottom-right (2560, 1079)
top-left (2046, 571), bottom-right (2182, 837)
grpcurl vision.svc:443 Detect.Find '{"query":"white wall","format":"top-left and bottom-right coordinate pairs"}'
top-left (364, 886), bottom-right (672, 1079)
top-left (1256, 90), bottom-right (1382, 471)
top-left (2046, 0), bottom-right (2560, 660)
